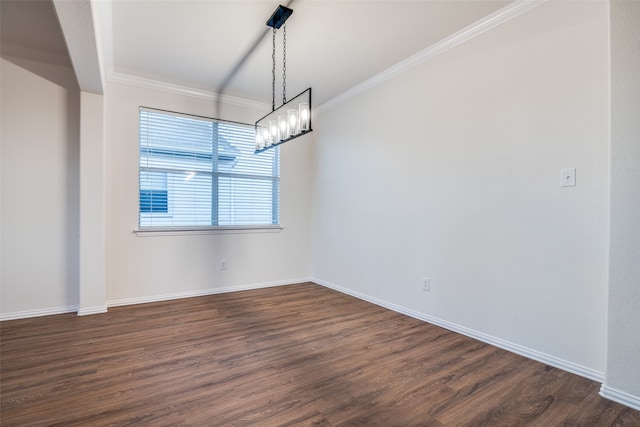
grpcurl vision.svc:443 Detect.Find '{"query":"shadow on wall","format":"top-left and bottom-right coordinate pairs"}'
top-left (1, 0), bottom-right (78, 89)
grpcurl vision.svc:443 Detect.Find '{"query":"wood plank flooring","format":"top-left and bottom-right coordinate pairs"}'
top-left (1, 282), bottom-right (638, 426)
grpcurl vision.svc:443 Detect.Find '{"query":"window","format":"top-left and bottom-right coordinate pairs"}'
top-left (139, 171), bottom-right (168, 213)
top-left (139, 108), bottom-right (280, 229)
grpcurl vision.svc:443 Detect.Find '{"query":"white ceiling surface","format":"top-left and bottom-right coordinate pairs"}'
top-left (1, 1), bottom-right (513, 106)
top-left (110, 0), bottom-right (512, 106)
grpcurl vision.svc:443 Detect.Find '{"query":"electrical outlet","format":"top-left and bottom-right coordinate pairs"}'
top-left (221, 259), bottom-right (228, 270)
top-left (422, 277), bottom-right (430, 292)
top-left (560, 168), bottom-right (576, 187)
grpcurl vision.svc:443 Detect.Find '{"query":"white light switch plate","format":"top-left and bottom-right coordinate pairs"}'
top-left (560, 168), bottom-right (576, 187)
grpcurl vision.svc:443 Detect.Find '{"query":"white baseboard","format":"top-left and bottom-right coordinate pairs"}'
top-left (312, 278), bottom-right (604, 383)
top-left (77, 305), bottom-right (108, 316)
top-left (0, 305), bottom-right (78, 321)
top-left (600, 385), bottom-right (640, 411)
top-left (1, 278), bottom-right (312, 320)
top-left (107, 278), bottom-right (311, 308)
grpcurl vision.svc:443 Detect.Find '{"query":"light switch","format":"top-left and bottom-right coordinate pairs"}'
top-left (560, 168), bottom-right (576, 187)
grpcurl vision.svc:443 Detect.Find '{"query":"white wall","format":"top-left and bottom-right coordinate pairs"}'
top-left (1, 57), bottom-right (80, 316)
top-left (78, 91), bottom-right (106, 314)
top-left (604, 0), bottom-right (640, 406)
top-left (105, 82), bottom-right (313, 304)
top-left (311, 1), bottom-right (609, 376)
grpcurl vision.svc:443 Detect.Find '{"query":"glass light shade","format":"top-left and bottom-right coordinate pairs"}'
top-left (268, 120), bottom-right (277, 146)
top-left (278, 115), bottom-right (287, 141)
top-left (287, 109), bottom-right (299, 136)
top-left (255, 126), bottom-right (265, 150)
top-left (299, 102), bottom-right (310, 132)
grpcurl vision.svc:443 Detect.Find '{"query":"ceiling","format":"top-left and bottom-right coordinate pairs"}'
top-left (0, 0), bottom-right (72, 68)
top-left (2, 0), bottom-right (513, 107)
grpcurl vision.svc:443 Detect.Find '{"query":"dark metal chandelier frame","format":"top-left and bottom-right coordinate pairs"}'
top-left (255, 5), bottom-right (312, 154)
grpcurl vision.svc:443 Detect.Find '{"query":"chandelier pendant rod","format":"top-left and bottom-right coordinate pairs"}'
top-left (282, 23), bottom-right (287, 105)
top-left (272, 27), bottom-right (276, 112)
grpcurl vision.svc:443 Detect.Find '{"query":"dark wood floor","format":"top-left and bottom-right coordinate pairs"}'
top-left (1, 283), bottom-right (638, 426)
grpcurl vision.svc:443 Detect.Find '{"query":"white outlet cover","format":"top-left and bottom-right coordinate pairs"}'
top-left (560, 168), bottom-right (576, 187)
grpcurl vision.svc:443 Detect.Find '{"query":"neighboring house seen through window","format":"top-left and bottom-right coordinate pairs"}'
top-left (139, 108), bottom-right (280, 228)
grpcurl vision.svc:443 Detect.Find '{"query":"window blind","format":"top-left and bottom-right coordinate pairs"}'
top-left (139, 108), bottom-right (280, 228)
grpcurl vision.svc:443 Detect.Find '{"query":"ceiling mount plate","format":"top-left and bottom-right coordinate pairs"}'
top-left (266, 5), bottom-right (293, 29)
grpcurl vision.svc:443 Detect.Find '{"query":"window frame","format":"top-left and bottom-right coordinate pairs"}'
top-left (136, 107), bottom-right (282, 235)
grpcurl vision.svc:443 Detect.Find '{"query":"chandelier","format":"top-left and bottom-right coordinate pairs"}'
top-left (255, 5), bottom-right (312, 153)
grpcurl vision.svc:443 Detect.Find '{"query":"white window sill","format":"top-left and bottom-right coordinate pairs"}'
top-left (134, 225), bottom-right (283, 237)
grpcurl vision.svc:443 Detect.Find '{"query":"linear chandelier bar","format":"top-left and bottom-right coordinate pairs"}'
top-left (255, 87), bottom-right (312, 153)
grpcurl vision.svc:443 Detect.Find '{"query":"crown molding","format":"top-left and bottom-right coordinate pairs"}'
top-left (107, 70), bottom-right (271, 111)
top-left (104, 0), bottom-right (545, 115)
top-left (317, 0), bottom-right (548, 115)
